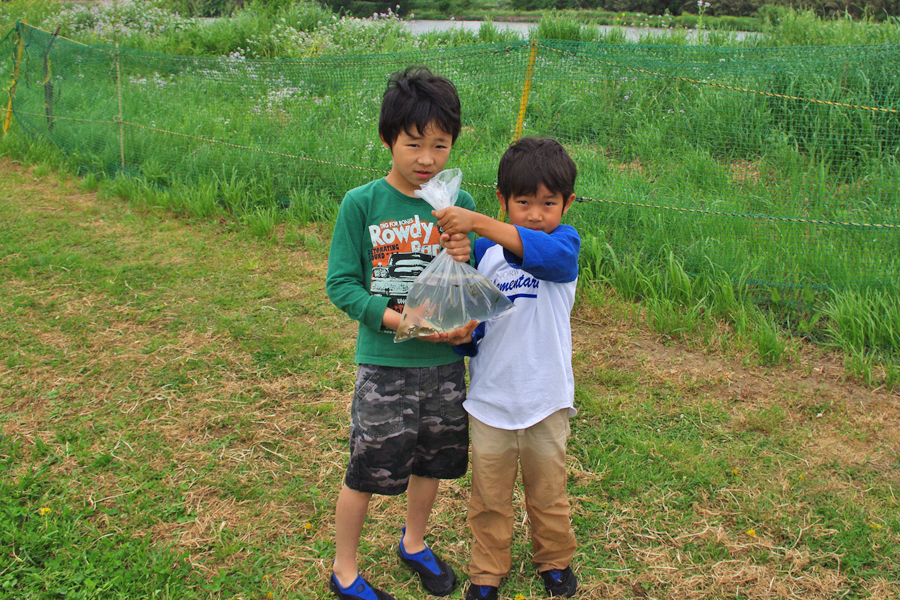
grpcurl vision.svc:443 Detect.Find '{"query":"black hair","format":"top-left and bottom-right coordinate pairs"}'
top-left (379, 66), bottom-right (461, 148)
top-left (497, 136), bottom-right (577, 204)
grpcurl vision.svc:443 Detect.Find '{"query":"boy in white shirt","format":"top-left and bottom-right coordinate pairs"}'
top-left (435, 137), bottom-right (580, 599)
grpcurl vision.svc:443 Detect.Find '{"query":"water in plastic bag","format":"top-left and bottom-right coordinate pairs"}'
top-left (395, 169), bottom-right (514, 341)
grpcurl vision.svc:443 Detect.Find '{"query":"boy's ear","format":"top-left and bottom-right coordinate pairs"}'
top-left (561, 193), bottom-right (576, 215)
top-left (496, 189), bottom-right (508, 212)
top-left (496, 190), bottom-right (508, 222)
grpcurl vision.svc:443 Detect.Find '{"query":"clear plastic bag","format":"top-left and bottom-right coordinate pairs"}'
top-left (395, 169), bottom-right (514, 342)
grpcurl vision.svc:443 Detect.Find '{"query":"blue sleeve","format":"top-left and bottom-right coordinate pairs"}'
top-left (503, 225), bottom-right (580, 283)
top-left (453, 322), bottom-right (486, 357)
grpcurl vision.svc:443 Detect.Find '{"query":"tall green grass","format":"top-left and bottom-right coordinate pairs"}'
top-left (823, 288), bottom-right (900, 388)
top-left (3, 1), bottom-right (899, 380)
top-left (0, 0), bottom-right (54, 31)
top-left (760, 7), bottom-right (900, 45)
top-left (579, 234), bottom-right (899, 385)
top-left (11, 2), bottom-right (900, 59)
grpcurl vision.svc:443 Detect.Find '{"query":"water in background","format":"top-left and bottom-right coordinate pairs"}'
top-left (405, 20), bottom-right (666, 41)
top-left (405, 20), bottom-right (755, 41)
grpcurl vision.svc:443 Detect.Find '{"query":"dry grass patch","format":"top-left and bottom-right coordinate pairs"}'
top-left (2, 156), bottom-right (898, 598)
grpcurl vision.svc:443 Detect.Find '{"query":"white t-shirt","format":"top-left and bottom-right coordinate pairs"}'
top-left (459, 225), bottom-right (580, 430)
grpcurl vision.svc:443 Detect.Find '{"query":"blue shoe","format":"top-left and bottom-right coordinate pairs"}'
top-left (465, 583), bottom-right (499, 600)
top-left (396, 527), bottom-right (457, 596)
top-left (329, 573), bottom-right (395, 600)
top-left (539, 566), bottom-right (578, 597)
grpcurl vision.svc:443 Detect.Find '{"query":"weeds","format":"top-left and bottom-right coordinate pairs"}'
top-left (824, 287), bottom-right (900, 356)
top-left (245, 206), bottom-right (278, 239)
top-left (751, 315), bottom-right (790, 365)
top-left (3, 1), bottom-right (898, 378)
top-left (3, 139), bottom-right (900, 599)
top-left (579, 235), bottom-right (898, 384)
top-left (6, 7), bottom-right (897, 306)
top-left (288, 185), bottom-right (339, 225)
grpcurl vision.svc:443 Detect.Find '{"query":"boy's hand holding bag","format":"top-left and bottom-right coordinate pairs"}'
top-left (395, 169), bottom-right (514, 342)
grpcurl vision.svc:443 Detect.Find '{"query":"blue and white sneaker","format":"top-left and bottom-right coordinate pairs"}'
top-left (396, 527), bottom-right (457, 596)
top-left (539, 566), bottom-right (578, 597)
top-left (465, 583), bottom-right (499, 600)
top-left (329, 573), bottom-right (395, 600)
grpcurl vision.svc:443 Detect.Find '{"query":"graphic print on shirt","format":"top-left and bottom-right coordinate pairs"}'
top-left (367, 214), bottom-right (443, 313)
top-left (493, 265), bottom-right (540, 304)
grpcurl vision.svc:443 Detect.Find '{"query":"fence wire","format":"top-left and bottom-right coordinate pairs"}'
top-left (4, 23), bottom-right (899, 290)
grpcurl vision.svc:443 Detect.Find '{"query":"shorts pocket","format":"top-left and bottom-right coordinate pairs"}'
top-left (352, 366), bottom-right (404, 439)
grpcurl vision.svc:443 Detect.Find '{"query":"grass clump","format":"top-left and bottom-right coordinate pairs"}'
top-left (579, 237), bottom-right (899, 386)
top-left (0, 452), bottom-right (202, 599)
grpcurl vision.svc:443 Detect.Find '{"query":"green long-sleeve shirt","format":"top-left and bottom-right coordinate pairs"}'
top-left (326, 177), bottom-right (476, 367)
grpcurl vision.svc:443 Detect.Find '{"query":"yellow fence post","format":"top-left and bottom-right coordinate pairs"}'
top-left (513, 39), bottom-right (538, 142)
top-left (500, 39), bottom-right (540, 220)
top-left (3, 21), bottom-right (26, 138)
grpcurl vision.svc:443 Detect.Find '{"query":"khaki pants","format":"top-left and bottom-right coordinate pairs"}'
top-left (467, 409), bottom-right (577, 586)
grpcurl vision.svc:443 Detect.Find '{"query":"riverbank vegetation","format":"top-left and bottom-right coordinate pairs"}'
top-left (2, 0), bottom-right (898, 387)
top-left (4, 0), bottom-right (900, 53)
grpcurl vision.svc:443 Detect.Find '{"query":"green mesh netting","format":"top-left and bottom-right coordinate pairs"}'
top-left (4, 23), bottom-right (899, 290)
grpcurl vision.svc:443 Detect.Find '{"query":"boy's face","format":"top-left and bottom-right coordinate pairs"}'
top-left (382, 123), bottom-right (452, 197)
top-left (498, 184), bottom-right (574, 234)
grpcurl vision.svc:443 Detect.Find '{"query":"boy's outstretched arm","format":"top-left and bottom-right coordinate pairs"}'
top-left (434, 207), bottom-right (524, 258)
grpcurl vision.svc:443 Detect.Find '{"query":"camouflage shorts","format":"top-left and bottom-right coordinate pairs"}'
top-left (345, 361), bottom-right (469, 496)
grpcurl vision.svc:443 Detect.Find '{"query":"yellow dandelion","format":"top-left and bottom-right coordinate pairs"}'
top-left (38, 507), bottom-right (51, 516)
top-left (746, 528), bottom-right (757, 537)
top-left (870, 523), bottom-right (882, 530)
top-left (514, 595), bottom-right (526, 600)
top-left (266, 593), bottom-right (273, 599)
top-left (732, 468), bottom-right (738, 475)
top-left (304, 523), bottom-right (313, 531)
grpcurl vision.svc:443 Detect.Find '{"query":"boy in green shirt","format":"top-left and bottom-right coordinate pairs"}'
top-left (325, 65), bottom-right (477, 600)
